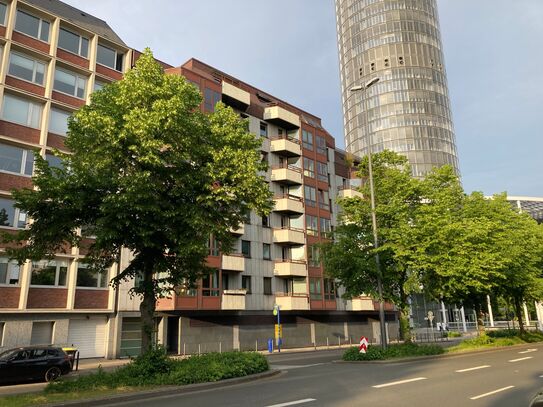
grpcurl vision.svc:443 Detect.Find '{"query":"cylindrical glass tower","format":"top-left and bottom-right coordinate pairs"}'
top-left (335, 0), bottom-right (459, 176)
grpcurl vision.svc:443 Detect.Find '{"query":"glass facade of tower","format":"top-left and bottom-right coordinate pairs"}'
top-left (336, 0), bottom-right (459, 176)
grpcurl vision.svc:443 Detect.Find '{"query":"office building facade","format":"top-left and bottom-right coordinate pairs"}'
top-left (335, 0), bottom-right (459, 176)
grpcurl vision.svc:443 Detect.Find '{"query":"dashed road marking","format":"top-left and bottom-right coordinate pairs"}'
top-left (519, 348), bottom-right (538, 354)
top-left (455, 365), bottom-right (490, 373)
top-left (508, 356), bottom-right (533, 363)
top-left (270, 363), bottom-right (326, 370)
top-left (372, 377), bottom-right (427, 388)
top-left (265, 399), bottom-right (316, 407)
top-left (469, 386), bottom-right (515, 400)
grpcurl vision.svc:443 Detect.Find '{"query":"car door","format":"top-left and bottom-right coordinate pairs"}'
top-left (9, 350), bottom-right (31, 382)
top-left (26, 348), bottom-right (49, 380)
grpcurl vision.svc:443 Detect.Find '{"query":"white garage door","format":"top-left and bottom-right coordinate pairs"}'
top-left (67, 318), bottom-right (107, 358)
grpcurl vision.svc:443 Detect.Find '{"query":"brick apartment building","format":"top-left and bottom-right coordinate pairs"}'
top-left (0, 0), bottom-right (396, 358)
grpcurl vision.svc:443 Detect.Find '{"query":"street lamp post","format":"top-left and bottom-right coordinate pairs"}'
top-left (350, 77), bottom-right (387, 349)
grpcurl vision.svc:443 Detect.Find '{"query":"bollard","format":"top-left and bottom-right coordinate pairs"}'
top-left (326, 337), bottom-right (329, 348)
top-left (183, 343), bottom-right (186, 356)
top-left (338, 337), bottom-right (341, 348)
top-left (256, 340), bottom-right (258, 351)
top-left (198, 344), bottom-right (201, 355)
top-left (219, 342), bottom-right (222, 353)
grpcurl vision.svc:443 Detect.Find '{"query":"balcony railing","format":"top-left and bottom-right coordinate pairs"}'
top-left (271, 165), bottom-right (303, 185)
top-left (273, 260), bottom-right (308, 277)
top-left (273, 194), bottom-right (304, 214)
top-left (270, 134), bottom-right (301, 157)
top-left (272, 227), bottom-right (305, 246)
top-left (221, 253), bottom-right (245, 272)
top-left (275, 293), bottom-right (310, 310)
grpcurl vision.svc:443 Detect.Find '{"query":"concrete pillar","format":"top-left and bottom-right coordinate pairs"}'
top-left (233, 324), bottom-right (240, 351)
top-left (310, 323), bottom-right (316, 345)
top-left (343, 321), bottom-right (349, 343)
top-left (177, 317), bottom-right (182, 354)
top-left (523, 302), bottom-right (530, 326)
top-left (157, 316), bottom-right (168, 347)
top-left (487, 295), bottom-right (494, 327)
top-left (536, 302), bottom-right (543, 331)
top-left (440, 301), bottom-right (448, 327)
top-left (460, 306), bottom-right (467, 332)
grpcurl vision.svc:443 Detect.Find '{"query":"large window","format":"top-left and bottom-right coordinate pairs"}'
top-left (263, 277), bottom-right (272, 295)
top-left (207, 235), bottom-right (219, 256)
top-left (204, 88), bottom-right (221, 112)
top-left (306, 215), bottom-right (318, 236)
top-left (76, 263), bottom-right (108, 288)
top-left (259, 122), bottom-right (268, 138)
top-left (263, 243), bottom-right (271, 260)
top-left (0, 198), bottom-right (26, 228)
top-left (324, 278), bottom-right (336, 300)
top-left (30, 259), bottom-right (68, 286)
top-left (0, 257), bottom-right (20, 285)
top-left (48, 108), bottom-right (71, 136)
top-left (304, 186), bottom-right (316, 207)
top-left (0, 3), bottom-right (7, 25)
top-left (241, 240), bottom-right (251, 258)
top-left (0, 143), bottom-right (34, 176)
top-left (242, 275), bottom-right (252, 294)
top-left (302, 130), bottom-right (313, 150)
top-left (308, 245), bottom-right (320, 267)
top-left (15, 10), bottom-right (49, 42)
top-left (309, 278), bottom-right (322, 300)
top-left (54, 68), bottom-right (87, 99)
top-left (320, 217), bottom-right (332, 238)
top-left (317, 162), bottom-right (328, 182)
top-left (58, 28), bottom-right (88, 58)
top-left (8, 52), bottom-right (45, 85)
top-left (318, 189), bottom-right (330, 210)
top-left (97, 44), bottom-right (123, 71)
top-left (303, 157), bottom-right (315, 178)
top-left (316, 135), bottom-right (327, 156)
top-left (202, 270), bottom-right (219, 296)
top-left (2, 93), bottom-right (42, 128)
top-left (46, 153), bottom-right (63, 169)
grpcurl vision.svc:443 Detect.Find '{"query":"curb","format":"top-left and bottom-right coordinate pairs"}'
top-left (46, 369), bottom-right (281, 406)
top-left (336, 342), bottom-right (542, 364)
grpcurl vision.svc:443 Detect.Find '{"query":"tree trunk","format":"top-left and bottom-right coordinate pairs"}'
top-left (140, 260), bottom-right (156, 354)
top-left (513, 296), bottom-right (525, 334)
top-left (475, 303), bottom-right (485, 334)
top-left (398, 285), bottom-right (412, 342)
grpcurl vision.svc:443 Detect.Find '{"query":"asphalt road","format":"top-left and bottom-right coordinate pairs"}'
top-left (104, 345), bottom-right (543, 407)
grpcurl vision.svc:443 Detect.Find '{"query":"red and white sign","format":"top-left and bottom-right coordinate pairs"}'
top-left (359, 336), bottom-right (368, 353)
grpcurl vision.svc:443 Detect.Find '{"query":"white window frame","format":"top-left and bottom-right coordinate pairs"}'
top-left (0, 257), bottom-right (21, 285)
top-left (97, 43), bottom-right (123, 72)
top-left (8, 51), bottom-right (46, 85)
top-left (30, 259), bottom-right (68, 287)
top-left (0, 197), bottom-right (26, 229)
top-left (15, 9), bottom-right (50, 42)
top-left (0, 142), bottom-right (34, 176)
top-left (53, 67), bottom-right (87, 99)
top-left (0, 3), bottom-right (7, 26)
top-left (58, 27), bottom-right (89, 58)
top-left (1, 93), bottom-right (42, 128)
top-left (48, 107), bottom-right (71, 136)
top-left (76, 263), bottom-right (109, 289)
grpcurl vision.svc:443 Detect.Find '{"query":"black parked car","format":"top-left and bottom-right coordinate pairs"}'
top-left (0, 346), bottom-right (72, 384)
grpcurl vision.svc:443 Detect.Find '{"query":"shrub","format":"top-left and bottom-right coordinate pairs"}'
top-left (342, 343), bottom-right (444, 361)
top-left (447, 331), bottom-right (462, 338)
top-left (487, 329), bottom-right (520, 338)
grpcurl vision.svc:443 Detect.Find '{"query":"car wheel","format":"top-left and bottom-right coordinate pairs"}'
top-left (44, 366), bottom-right (62, 382)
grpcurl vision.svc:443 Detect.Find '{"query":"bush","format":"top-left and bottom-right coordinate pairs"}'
top-left (447, 331), bottom-right (462, 338)
top-left (45, 351), bottom-right (269, 394)
top-left (342, 343), bottom-right (444, 361)
top-left (487, 329), bottom-right (520, 338)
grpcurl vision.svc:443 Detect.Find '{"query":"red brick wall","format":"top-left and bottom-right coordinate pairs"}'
top-left (56, 49), bottom-right (89, 69)
top-left (0, 26), bottom-right (6, 38)
top-left (27, 287), bottom-right (68, 308)
top-left (51, 91), bottom-right (85, 108)
top-left (0, 173), bottom-right (32, 191)
top-left (96, 64), bottom-right (122, 80)
top-left (201, 296), bottom-right (220, 310)
top-left (12, 31), bottom-right (50, 54)
top-left (0, 121), bottom-right (40, 144)
top-left (5, 76), bottom-right (46, 97)
top-left (74, 289), bottom-right (109, 309)
top-left (175, 296), bottom-right (198, 310)
top-left (46, 133), bottom-right (66, 150)
top-left (0, 287), bottom-right (20, 308)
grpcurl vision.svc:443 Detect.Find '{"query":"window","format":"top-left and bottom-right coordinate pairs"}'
top-left (8, 52), bottom-right (45, 85)
top-left (259, 122), bottom-right (268, 138)
top-left (76, 263), bottom-right (108, 288)
top-left (263, 243), bottom-right (271, 260)
top-left (202, 270), bottom-right (219, 296)
top-left (204, 88), bottom-right (221, 112)
top-left (0, 143), bottom-right (34, 176)
top-left (208, 235), bottom-right (219, 256)
top-left (2, 93), bottom-right (42, 128)
top-left (316, 135), bottom-right (327, 155)
top-left (0, 198), bottom-right (26, 228)
top-left (0, 3), bottom-right (6, 25)
top-left (262, 215), bottom-right (270, 228)
top-left (263, 277), bottom-right (272, 295)
top-left (0, 257), bottom-right (20, 285)
top-left (241, 240), bottom-right (251, 258)
top-left (54, 68), bottom-right (87, 98)
top-left (317, 162), bottom-right (328, 182)
top-left (242, 275), bottom-right (252, 294)
top-left (306, 215), bottom-right (318, 236)
top-left (48, 108), bottom-right (71, 136)
top-left (309, 278), bottom-right (322, 300)
top-left (94, 81), bottom-right (105, 92)
top-left (222, 273), bottom-right (229, 290)
top-left (46, 153), bottom-right (63, 169)
top-left (15, 10), bottom-right (50, 42)
top-left (304, 185), bottom-right (316, 207)
top-left (303, 157), bottom-right (315, 178)
top-left (30, 260), bottom-right (68, 286)
top-left (177, 279), bottom-right (197, 296)
top-left (324, 278), bottom-right (336, 300)
top-left (302, 129), bottom-right (313, 150)
top-left (320, 218), bottom-right (332, 238)
top-left (97, 44), bottom-right (123, 71)
top-left (58, 28), bottom-right (88, 58)
top-left (318, 189), bottom-right (330, 210)
top-left (308, 245), bottom-right (320, 267)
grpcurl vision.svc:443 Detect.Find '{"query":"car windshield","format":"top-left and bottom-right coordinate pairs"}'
top-left (0, 350), bottom-right (16, 361)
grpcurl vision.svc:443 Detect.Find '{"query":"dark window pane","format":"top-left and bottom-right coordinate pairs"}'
top-left (16, 10), bottom-right (39, 38)
top-left (97, 44), bottom-right (116, 69)
top-left (58, 28), bottom-right (80, 54)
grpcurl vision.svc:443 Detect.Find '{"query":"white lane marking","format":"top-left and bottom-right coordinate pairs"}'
top-left (372, 377), bottom-right (427, 388)
top-left (540, 375), bottom-right (543, 378)
top-left (265, 399), bottom-right (316, 407)
top-left (270, 363), bottom-right (326, 370)
top-left (469, 385), bottom-right (515, 400)
top-left (519, 348), bottom-right (538, 354)
top-left (509, 356), bottom-right (533, 362)
top-left (455, 365), bottom-right (490, 373)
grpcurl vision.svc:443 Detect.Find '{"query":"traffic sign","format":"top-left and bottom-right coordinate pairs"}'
top-left (275, 324), bottom-right (282, 339)
top-left (359, 336), bottom-right (368, 353)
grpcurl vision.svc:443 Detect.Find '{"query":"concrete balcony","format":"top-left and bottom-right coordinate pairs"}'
top-left (273, 227), bottom-right (305, 246)
top-left (337, 187), bottom-right (363, 199)
top-left (273, 195), bottom-right (304, 214)
top-left (274, 260), bottom-right (307, 277)
top-left (346, 297), bottom-right (375, 311)
top-left (275, 294), bottom-right (309, 310)
top-left (264, 104), bottom-right (300, 130)
top-left (229, 223), bottom-right (245, 235)
top-left (270, 136), bottom-right (301, 157)
top-left (221, 81), bottom-right (250, 110)
top-left (221, 254), bottom-right (245, 272)
top-left (271, 165), bottom-right (302, 185)
top-left (221, 289), bottom-right (246, 310)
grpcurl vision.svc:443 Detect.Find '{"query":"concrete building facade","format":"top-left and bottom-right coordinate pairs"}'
top-left (335, 0), bottom-right (459, 176)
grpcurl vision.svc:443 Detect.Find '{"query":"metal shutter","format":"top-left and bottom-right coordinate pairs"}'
top-left (67, 318), bottom-right (107, 358)
top-left (30, 321), bottom-right (54, 345)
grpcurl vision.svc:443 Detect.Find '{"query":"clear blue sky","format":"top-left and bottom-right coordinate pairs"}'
top-left (64, 0), bottom-right (543, 197)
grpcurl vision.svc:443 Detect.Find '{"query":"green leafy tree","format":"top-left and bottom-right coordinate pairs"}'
top-left (2, 49), bottom-right (273, 352)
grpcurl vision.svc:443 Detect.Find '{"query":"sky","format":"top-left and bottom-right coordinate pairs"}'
top-left (63, 0), bottom-right (543, 197)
